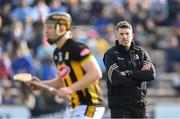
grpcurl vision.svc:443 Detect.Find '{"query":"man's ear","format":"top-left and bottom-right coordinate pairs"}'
top-left (114, 30), bottom-right (118, 39)
top-left (132, 32), bottom-right (134, 40)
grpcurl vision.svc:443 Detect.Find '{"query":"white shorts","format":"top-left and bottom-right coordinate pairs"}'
top-left (38, 105), bottom-right (105, 119)
top-left (63, 105), bottom-right (105, 119)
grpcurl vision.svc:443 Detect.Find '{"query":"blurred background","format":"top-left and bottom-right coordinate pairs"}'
top-left (0, 0), bottom-right (179, 118)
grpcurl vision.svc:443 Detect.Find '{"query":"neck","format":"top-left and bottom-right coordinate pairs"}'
top-left (124, 45), bottom-right (131, 51)
top-left (116, 40), bottom-right (133, 51)
top-left (56, 31), bottom-right (72, 49)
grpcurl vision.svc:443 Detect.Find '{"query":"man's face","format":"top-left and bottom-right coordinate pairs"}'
top-left (115, 28), bottom-right (134, 47)
top-left (44, 23), bottom-right (59, 41)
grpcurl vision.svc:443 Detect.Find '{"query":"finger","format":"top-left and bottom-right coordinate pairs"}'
top-left (32, 76), bottom-right (41, 82)
top-left (30, 84), bottom-right (39, 90)
top-left (24, 77), bottom-right (40, 86)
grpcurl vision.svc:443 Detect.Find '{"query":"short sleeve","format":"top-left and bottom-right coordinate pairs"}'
top-left (71, 42), bottom-right (91, 62)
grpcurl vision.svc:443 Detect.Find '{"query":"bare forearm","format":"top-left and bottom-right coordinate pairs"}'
top-left (69, 57), bottom-right (102, 92)
top-left (69, 71), bottom-right (101, 92)
top-left (43, 76), bottom-right (64, 89)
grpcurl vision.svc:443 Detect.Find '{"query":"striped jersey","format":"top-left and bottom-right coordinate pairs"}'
top-left (53, 39), bottom-right (103, 108)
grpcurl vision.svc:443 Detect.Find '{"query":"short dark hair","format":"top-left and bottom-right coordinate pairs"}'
top-left (115, 21), bottom-right (132, 31)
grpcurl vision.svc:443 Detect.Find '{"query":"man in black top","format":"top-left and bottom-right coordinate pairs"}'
top-left (103, 21), bottom-right (156, 118)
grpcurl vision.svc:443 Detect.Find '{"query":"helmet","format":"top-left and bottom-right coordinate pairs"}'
top-left (45, 12), bottom-right (72, 30)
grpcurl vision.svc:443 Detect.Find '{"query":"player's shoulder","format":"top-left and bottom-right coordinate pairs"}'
top-left (69, 39), bottom-right (88, 49)
top-left (70, 39), bottom-right (86, 46)
top-left (69, 39), bottom-right (91, 57)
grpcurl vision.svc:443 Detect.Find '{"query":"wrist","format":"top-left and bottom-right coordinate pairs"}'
top-left (68, 86), bottom-right (74, 95)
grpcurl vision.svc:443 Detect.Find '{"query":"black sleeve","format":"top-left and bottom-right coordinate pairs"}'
top-left (103, 51), bottom-right (137, 86)
top-left (71, 42), bottom-right (91, 61)
top-left (129, 50), bottom-right (156, 81)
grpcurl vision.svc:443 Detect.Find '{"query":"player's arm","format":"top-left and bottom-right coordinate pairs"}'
top-left (28, 76), bottom-right (64, 90)
top-left (69, 56), bottom-right (102, 92)
top-left (42, 76), bottom-right (64, 89)
top-left (56, 56), bottom-right (102, 98)
top-left (56, 43), bottom-right (102, 97)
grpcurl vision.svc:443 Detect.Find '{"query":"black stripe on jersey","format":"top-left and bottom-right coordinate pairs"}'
top-left (94, 82), bottom-right (103, 103)
top-left (65, 61), bottom-right (77, 108)
top-left (65, 61), bottom-right (86, 107)
top-left (60, 62), bottom-right (74, 107)
top-left (64, 78), bottom-right (68, 87)
top-left (65, 61), bottom-right (76, 83)
top-left (69, 61), bottom-right (92, 105)
top-left (84, 88), bottom-right (94, 104)
top-left (69, 60), bottom-right (100, 105)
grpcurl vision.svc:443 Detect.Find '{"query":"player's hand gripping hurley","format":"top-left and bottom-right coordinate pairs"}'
top-left (13, 73), bottom-right (68, 103)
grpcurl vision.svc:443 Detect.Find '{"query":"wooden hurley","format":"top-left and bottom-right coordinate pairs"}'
top-left (13, 73), bottom-right (67, 103)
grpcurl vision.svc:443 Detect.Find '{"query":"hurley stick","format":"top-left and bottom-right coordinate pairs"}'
top-left (13, 73), bottom-right (68, 103)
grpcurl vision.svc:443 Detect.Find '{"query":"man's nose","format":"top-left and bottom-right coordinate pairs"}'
top-left (44, 29), bottom-right (48, 34)
top-left (122, 34), bottom-right (127, 38)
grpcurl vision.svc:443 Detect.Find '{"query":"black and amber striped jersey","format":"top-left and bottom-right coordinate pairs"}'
top-left (53, 39), bottom-right (103, 108)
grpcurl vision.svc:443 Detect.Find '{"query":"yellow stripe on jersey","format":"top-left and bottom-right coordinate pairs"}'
top-left (66, 75), bottom-right (80, 107)
top-left (79, 54), bottom-right (100, 104)
top-left (95, 80), bottom-right (101, 94)
top-left (88, 84), bottom-right (99, 104)
top-left (70, 61), bottom-right (86, 97)
top-left (85, 106), bottom-right (96, 117)
top-left (80, 55), bottom-right (94, 65)
top-left (60, 62), bottom-right (80, 107)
